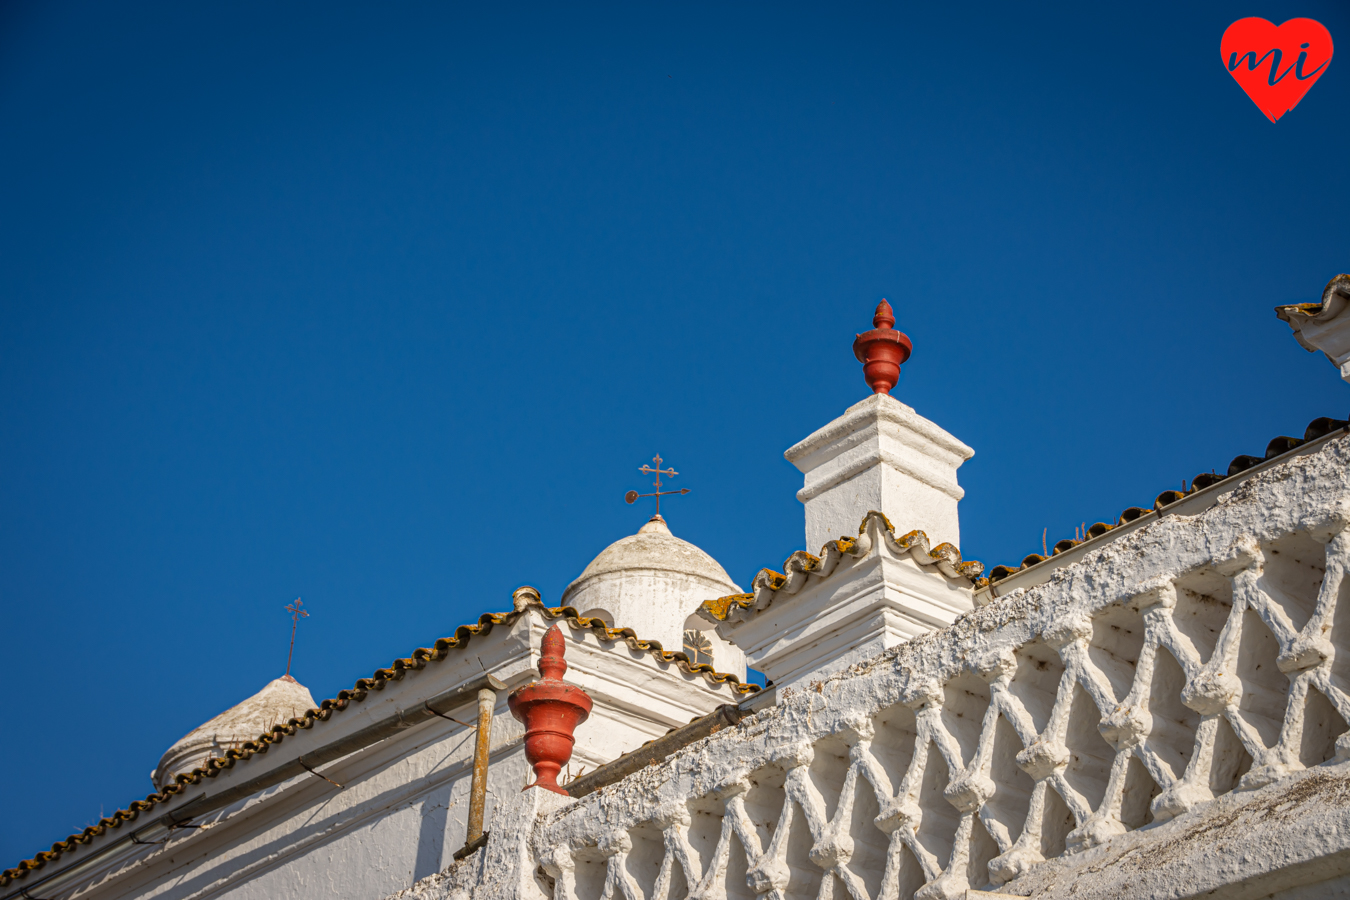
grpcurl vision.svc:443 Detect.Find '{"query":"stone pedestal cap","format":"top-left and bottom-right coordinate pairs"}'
top-left (786, 391), bottom-right (972, 553)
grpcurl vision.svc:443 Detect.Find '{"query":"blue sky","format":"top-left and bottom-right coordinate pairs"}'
top-left (2, 0), bottom-right (1348, 866)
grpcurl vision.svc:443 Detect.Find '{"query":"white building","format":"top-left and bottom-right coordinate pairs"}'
top-left (5, 276), bottom-right (1350, 900)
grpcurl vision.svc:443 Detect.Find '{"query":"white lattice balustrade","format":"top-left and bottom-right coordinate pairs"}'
top-left (515, 436), bottom-right (1350, 900)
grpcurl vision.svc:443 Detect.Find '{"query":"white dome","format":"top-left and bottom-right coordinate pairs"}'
top-left (562, 516), bottom-right (745, 678)
top-left (153, 676), bottom-right (317, 789)
top-left (566, 516), bottom-right (738, 589)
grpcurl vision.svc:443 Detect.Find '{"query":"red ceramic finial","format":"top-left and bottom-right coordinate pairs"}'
top-left (852, 299), bottom-right (912, 395)
top-left (538, 623), bottom-right (567, 681)
top-left (508, 624), bottom-right (593, 794)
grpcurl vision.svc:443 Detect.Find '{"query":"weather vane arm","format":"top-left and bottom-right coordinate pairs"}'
top-left (625, 454), bottom-right (690, 517)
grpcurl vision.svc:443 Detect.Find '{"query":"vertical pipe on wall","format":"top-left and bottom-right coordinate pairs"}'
top-left (465, 686), bottom-right (496, 844)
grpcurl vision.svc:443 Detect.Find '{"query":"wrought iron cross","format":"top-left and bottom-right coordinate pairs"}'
top-left (284, 598), bottom-right (309, 678)
top-left (625, 453), bottom-right (690, 517)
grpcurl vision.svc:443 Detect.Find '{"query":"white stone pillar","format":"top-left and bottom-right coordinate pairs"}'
top-left (785, 393), bottom-right (973, 552)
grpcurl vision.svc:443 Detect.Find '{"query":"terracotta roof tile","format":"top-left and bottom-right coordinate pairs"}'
top-left (699, 511), bottom-right (986, 625)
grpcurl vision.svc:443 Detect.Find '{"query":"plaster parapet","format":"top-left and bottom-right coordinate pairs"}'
top-left (979, 763), bottom-right (1350, 899)
top-left (497, 434), bottom-right (1350, 900)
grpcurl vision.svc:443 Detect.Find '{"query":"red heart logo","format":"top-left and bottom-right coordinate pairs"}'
top-left (1221, 18), bottom-right (1333, 122)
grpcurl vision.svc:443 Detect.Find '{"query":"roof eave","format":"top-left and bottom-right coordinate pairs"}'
top-left (975, 425), bottom-right (1350, 601)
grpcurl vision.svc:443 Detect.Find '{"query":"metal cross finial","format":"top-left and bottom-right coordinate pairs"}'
top-left (284, 598), bottom-right (309, 679)
top-left (624, 453), bottom-right (690, 517)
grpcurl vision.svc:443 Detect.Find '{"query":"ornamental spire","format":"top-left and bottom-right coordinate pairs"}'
top-left (852, 299), bottom-right (913, 395)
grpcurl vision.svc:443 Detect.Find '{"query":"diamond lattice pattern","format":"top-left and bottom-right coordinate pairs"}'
top-left (544, 528), bottom-right (1350, 900)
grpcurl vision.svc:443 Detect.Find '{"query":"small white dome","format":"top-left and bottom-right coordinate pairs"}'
top-left (567, 515), bottom-right (737, 588)
top-left (153, 676), bottom-right (317, 789)
top-left (562, 516), bottom-right (745, 677)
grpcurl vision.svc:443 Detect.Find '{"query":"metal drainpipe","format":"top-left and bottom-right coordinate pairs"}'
top-left (466, 685), bottom-right (496, 844)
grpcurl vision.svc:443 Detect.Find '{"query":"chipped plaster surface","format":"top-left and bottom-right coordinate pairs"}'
top-left (432, 435), bottom-right (1350, 900)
